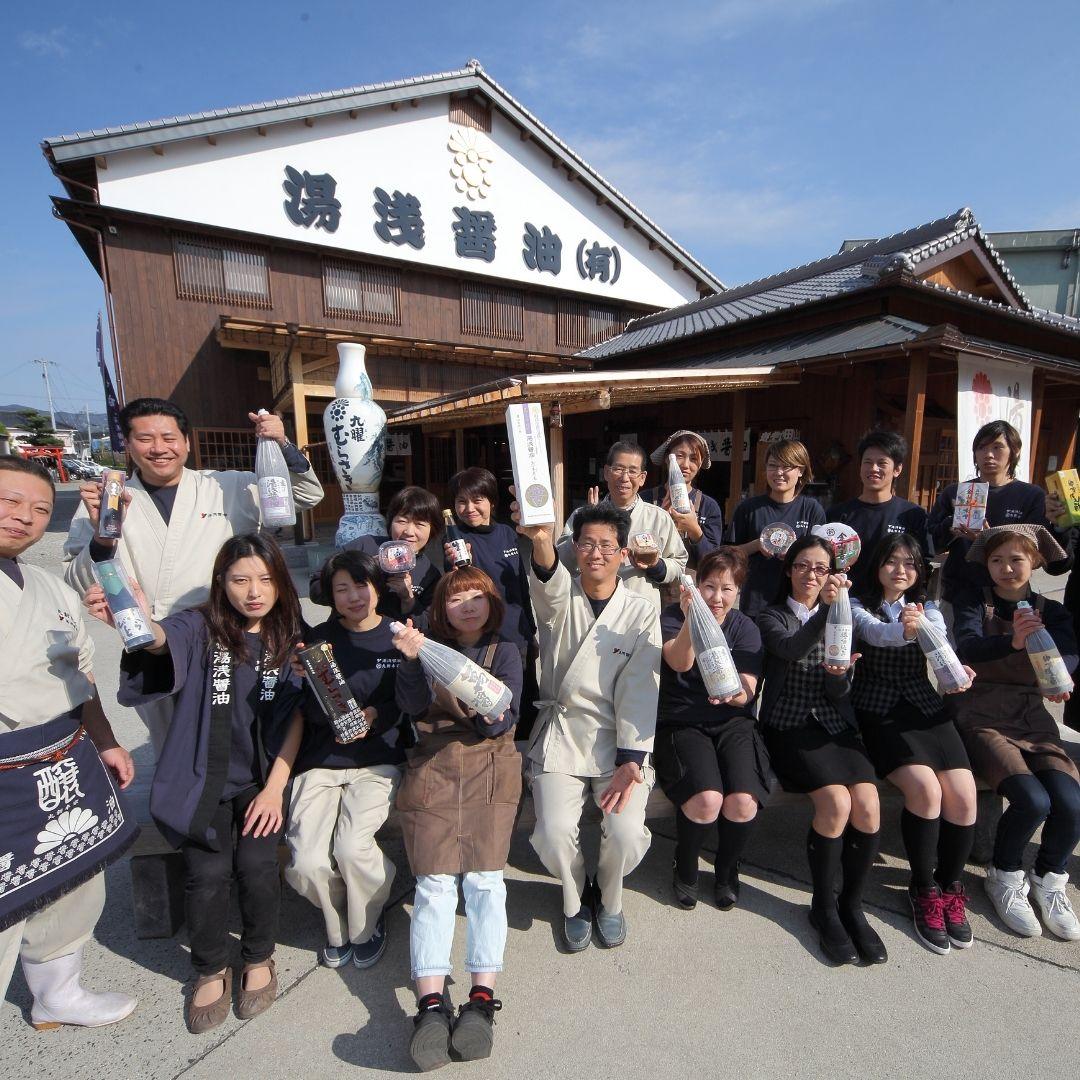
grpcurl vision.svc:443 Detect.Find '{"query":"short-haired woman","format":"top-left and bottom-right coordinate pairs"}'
top-left (655, 547), bottom-right (768, 911)
top-left (724, 439), bottom-right (826, 619)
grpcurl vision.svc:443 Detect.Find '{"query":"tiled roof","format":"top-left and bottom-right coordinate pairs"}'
top-left (42, 61), bottom-right (723, 292)
top-left (581, 208), bottom-right (1037, 361)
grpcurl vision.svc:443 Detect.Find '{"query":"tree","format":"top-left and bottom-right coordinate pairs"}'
top-left (19, 410), bottom-right (64, 447)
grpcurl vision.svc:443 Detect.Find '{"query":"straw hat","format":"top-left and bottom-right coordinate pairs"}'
top-left (965, 523), bottom-right (1067, 565)
top-left (650, 430), bottom-right (712, 471)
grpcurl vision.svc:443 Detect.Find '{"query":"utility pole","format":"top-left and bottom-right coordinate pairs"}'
top-left (34, 358), bottom-right (57, 430)
top-left (85, 403), bottom-right (92, 459)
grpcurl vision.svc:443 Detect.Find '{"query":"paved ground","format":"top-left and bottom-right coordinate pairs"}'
top-left (4, 485), bottom-right (1080, 1078)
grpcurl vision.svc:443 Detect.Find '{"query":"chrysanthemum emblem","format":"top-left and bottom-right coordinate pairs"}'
top-left (448, 128), bottom-right (493, 200)
top-left (34, 807), bottom-right (99, 854)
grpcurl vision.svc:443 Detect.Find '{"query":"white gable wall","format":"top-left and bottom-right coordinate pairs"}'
top-left (95, 95), bottom-right (699, 308)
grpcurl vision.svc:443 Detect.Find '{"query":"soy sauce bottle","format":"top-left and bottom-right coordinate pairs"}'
top-left (443, 509), bottom-right (472, 568)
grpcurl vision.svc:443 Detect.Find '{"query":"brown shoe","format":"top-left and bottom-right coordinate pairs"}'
top-left (186, 969), bottom-right (232, 1034)
top-left (235, 959), bottom-right (277, 1020)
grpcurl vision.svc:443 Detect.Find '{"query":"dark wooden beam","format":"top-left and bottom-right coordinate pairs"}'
top-left (901, 350), bottom-right (928, 501)
top-left (1029, 369), bottom-right (1046, 482)
top-left (727, 390), bottom-right (747, 518)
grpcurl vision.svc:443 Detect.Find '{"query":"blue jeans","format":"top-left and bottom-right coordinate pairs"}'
top-left (410, 872), bottom-right (507, 979)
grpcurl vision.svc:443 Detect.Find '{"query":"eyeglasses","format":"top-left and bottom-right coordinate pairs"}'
top-left (883, 559), bottom-right (917, 571)
top-left (607, 465), bottom-right (643, 478)
top-left (766, 463), bottom-right (799, 475)
top-left (791, 561), bottom-right (830, 576)
top-left (574, 541), bottom-right (622, 556)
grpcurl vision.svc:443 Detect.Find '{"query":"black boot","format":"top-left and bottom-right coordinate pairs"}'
top-left (838, 826), bottom-right (887, 965)
top-left (807, 828), bottom-right (857, 965)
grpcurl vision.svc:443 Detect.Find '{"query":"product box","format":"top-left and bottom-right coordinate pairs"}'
top-left (1046, 469), bottom-right (1080, 527)
top-left (506, 403), bottom-right (556, 525)
top-left (953, 480), bottom-right (989, 531)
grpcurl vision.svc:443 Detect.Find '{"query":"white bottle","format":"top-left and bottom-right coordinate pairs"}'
top-left (390, 622), bottom-right (513, 721)
top-left (680, 574), bottom-right (742, 699)
top-left (912, 610), bottom-right (970, 692)
top-left (824, 582), bottom-right (853, 667)
top-left (254, 409), bottom-right (296, 528)
top-left (1017, 600), bottom-right (1075, 696)
top-left (667, 454), bottom-right (692, 514)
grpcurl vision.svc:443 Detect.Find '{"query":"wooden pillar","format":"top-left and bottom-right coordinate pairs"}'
top-left (726, 390), bottom-right (747, 519)
top-left (550, 420), bottom-right (565, 526)
top-left (289, 353), bottom-right (313, 542)
top-left (454, 428), bottom-right (465, 473)
top-left (1029, 370), bottom-right (1046, 483)
top-left (901, 351), bottom-right (928, 502)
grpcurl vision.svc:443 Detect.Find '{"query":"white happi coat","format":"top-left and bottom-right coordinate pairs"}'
top-left (526, 560), bottom-right (660, 777)
top-left (61, 465), bottom-right (322, 747)
top-left (557, 497), bottom-right (687, 613)
top-left (0, 563), bottom-right (94, 733)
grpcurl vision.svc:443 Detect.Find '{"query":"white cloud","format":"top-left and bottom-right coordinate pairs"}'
top-left (19, 27), bottom-right (70, 58)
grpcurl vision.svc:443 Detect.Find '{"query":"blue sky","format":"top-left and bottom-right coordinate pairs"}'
top-left (2, 0), bottom-right (1077, 414)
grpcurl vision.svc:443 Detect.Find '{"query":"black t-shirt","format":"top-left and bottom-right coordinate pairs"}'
top-left (658, 604), bottom-right (763, 732)
top-left (458, 522), bottom-right (536, 648)
top-left (831, 495), bottom-right (931, 592)
top-left (222, 631), bottom-right (267, 799)
top-left (724, 493), bottom-right (826, 619)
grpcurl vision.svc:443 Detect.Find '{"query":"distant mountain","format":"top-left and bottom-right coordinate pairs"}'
top-left (0, 404), bottom-right (109, 431)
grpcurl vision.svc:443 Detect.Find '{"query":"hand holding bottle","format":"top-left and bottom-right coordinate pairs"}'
top-left (1011, 607), bottom-right (1045, 651)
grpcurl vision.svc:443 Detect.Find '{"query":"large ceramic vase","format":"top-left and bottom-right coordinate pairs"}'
top-left (323, 342), bottom-right (387, 546)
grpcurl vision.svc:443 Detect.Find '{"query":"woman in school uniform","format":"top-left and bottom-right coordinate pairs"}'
top-left (952, 525), bottom-right (1080, 941)
top-left (850, 535), bottom-right (978, 955)
top-left (391, 567), bottom-right (523, 1072)
top-left (286, 550), bottom-right (406, 970)
top-left (654, 546), bottom-right (768, 911)
top-left (757, 535), bottom-right (885, 965)
top-left (91, 533), bottom-right (307, 1033)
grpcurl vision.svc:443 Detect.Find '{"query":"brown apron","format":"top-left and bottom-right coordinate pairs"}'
top-left (396, 641), bottom-right (523, 876)
top-left (952, 590), bottom-right (1079, 790)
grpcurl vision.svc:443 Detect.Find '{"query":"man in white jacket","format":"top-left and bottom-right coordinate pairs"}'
top-left (557, 441), bottom-right (686, 613)
top-left (63, 398), bottom-right (324, 749)
top-left (515, 497), bottom-right (660, 952)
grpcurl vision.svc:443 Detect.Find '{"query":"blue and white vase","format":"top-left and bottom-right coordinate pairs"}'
top-left (323, 342), bottom-right (387, 546)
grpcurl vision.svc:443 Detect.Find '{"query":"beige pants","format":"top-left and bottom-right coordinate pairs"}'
top-left (284, 764), bottom-right (400, 947)
top-left (530, 768), bottom-right (653, 918)
top-left (0, 874), bottom-right (106, 1001)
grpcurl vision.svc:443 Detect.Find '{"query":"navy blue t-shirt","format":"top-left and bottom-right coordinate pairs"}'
top-left (455, 521), bottom-right (536, 649)
top-left (724, 493), bottom-right (826, 619)
top-left (832, 495), bottom-right (931, 592)
top-left (658, 604), bottom-right (763, 732)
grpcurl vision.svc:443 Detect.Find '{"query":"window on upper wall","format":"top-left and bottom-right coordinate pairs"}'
top-left (449, 94), bottom-right (492, 132)
top-left (461, 282), bottom-right (525, 341)
top-left (323, 259), bottom-right (401, 325)
top-left (172, 233), bottom-right (271, 307)
top-left (556, 298), bottom-right (626, 349)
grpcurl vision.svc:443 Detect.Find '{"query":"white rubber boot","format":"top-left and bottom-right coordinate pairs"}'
top-left (21, 948), bottom-right (137, 1030)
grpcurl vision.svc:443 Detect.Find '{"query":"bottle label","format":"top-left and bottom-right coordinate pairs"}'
top-left (697, 646), bottom-right (740, 697)
top-left (445, 666), bottom-right (506, 716)
top-left (926, 647), bottom-right (968, 689)
top-left (114, 605), bottom-right (152, 647)
top-left (669, 481), bottom-right (691, 514)
top-left (449, 539), bottom-right (471, 566)
top-left (1030, 649), bottom-right (1073, 692)
top-left (825, 625), bottom-right (852, 663)
top-left (258, 475), bottom-right (290, 510)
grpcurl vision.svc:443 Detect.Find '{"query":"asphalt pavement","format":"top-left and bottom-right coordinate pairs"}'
top-left (3, 485), bottom-right (1079, 1078)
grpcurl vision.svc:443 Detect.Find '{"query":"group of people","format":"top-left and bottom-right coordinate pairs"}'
top-left (2, 398), bottom-right (1079, 1072)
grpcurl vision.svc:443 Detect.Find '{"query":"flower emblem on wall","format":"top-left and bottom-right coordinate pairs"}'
top-left (449, 128), bottom-right (493, 200)
top-left (34, 807), bottom-right (99, 854)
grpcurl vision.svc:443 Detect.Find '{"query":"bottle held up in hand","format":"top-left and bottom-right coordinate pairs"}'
top-left (912, 610), bottom-right (970, 692)
top-left (680, 574), bottom-right (741, 699)
top-left (92, 559), bottom-right (155, 651)
top-left (443, 509), bottom-right (472, 568)
top-left (824, 581), bottom-right (853, 668)
top-left (96, 469), bottom-right (126, 541)
top-left (391, 621), bottom-right (512, 720)
top-left (1017, 600), bottom-right (1074, 696)
top-left (254, 409), bottom-right (296, 528)
top-left (667, 454), bottom-right (692, 514)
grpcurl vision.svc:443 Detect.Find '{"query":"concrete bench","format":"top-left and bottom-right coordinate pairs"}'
top-left (128, 771), bottom-right (1002, 940)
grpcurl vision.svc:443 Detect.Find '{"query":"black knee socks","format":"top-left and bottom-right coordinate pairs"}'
top-left (935, 819), bottom-right (975, 888)
top-left (838, 825), bottom-right (880, 916)
top-left (675, 810), bottom-right (710, 885)
top-left (806, 827), bottom-right (845, 917)
top-left (900, 809), bottom-right (939, 889)
top-left (713, 816), bottom-right (754, 883)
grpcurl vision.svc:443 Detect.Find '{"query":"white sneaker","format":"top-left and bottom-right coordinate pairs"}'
top-left (1029, 871), bottom-right (1080, 940)
top-left (984, 867), bottom-right (1042, 937)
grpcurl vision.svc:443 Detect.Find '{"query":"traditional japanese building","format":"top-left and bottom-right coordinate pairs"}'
top-left (42, 61), bottom-right (721, 521)
top-left (392, 208), bottom-right (1080, 520)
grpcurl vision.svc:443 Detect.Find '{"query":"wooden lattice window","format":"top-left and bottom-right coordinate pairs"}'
top-left (461, 282), bottom-right (524, 341)
top-left (557, 298), bottom-right (626, 349)
top-left (193, 428), bottom-right (258, 472)
top-left (449, 95), bottom-right (492, 132)
top-left (173, 233), bottom-right (271, 307)
top-left (323, 259), bottom-right (401, 324)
